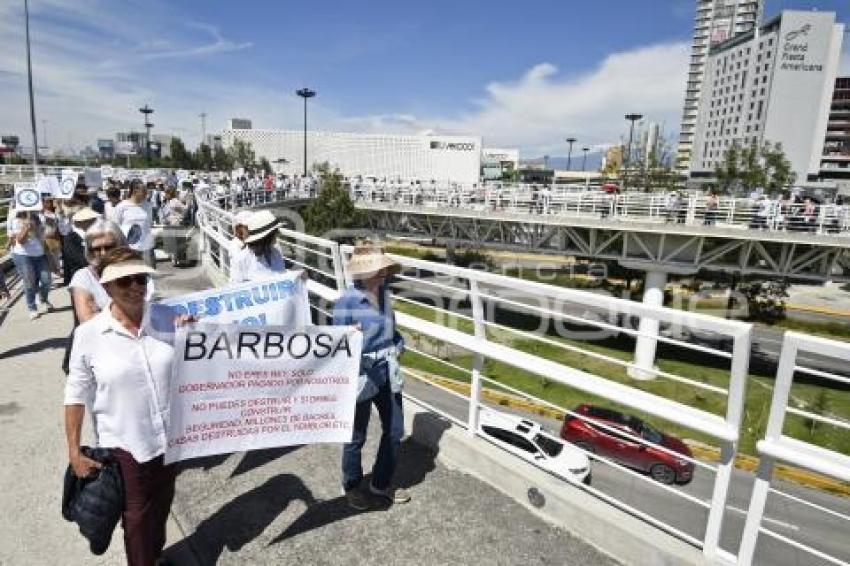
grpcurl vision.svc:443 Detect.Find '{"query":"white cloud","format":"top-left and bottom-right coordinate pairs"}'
top-left (306, 42), bottom-right (691, 157)
top-left (840, 40), bottom-right (850, 77)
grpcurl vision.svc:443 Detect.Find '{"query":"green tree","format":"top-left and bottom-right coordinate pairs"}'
top-left (194, 143), bottom-right (213, 171)
top-left (259, 157), bottom-right (272, 175)
top-left (170, 137), bottom-right (195, 169)
top-left (739, 279), bottom-right (789, 324)
top-left (302, 163), bottom-right (362, 236)
top-left (714, 142), bottom-right (741, 194)
top-left (212, 145), bottom-right (233, 171)
top-left (228, 138), bottom-right (256, 169)
top-left (762, 141), bottom-right (796, 192)
top-left (739, 143), bottom-right (765, 192)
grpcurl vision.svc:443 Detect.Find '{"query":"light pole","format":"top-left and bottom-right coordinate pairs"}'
top-left (139, 104), bottom-right (154, 164)
top-left (581, 147), bottom-right (590, 171)
top-left (24, 0), bottom-right (39, 177)
top-left (296, 87), bottom-right (316, 176)
top-left (199, 112), bottom-right (207, 147)
top-left (624, 113), bottom-right (643, 190)
top-left (565, 137), bottom-right (576, 170)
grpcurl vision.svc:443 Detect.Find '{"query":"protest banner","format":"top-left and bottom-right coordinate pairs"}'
top-left (14, 183), bottom-right (42, 211)
top-left (101, 165), bottom-right (113, 179)
top-left (36, 175), bottom-right (59, 196)
top-left (58, 169), bottom-right (77, 199)
top-left (84, 167), bottom-right (102, 188)
top-left (160, 271), bottom-right (311, 327)
top-left (164, 324), bottom-right (362, 463)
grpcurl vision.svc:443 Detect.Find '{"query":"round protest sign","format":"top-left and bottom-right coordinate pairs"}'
top-left (58, 177), bottom-right (76, 198)
top-left (14, 183), bottom-right (43, 211)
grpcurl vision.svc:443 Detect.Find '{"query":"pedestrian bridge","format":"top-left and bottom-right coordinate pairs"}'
top-left (2, 173), bottom-right (850, 565)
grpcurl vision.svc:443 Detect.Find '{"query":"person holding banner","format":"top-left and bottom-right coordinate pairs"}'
top-left (333, 242), bottom-right (409, 509)
top-left (114, 180), bottom-right (156, 268)
top-left (8, 210), bottom-right (53, 320)
top-left (64, 247), bottom-right (180, 566)
top-left (229, 210), bottom-right (287, 283)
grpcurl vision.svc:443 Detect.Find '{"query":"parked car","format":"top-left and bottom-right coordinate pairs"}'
top-left (559, 404), bottom-right (694, 485)
top-left (478, 409), bottom-right (591, 485)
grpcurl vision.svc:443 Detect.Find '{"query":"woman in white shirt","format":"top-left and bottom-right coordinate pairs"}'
top-left (69, 219), bottom-right (128, 323)
top-left (64, 247), bottom-right (180, 566)
top-left (229, 210), bottom-right (287, 282)
top-left (8, 209), bottom-right (52, 319)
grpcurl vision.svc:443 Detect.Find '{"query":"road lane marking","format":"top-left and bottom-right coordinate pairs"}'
top-left (725, 504), bottom-right (800, 532)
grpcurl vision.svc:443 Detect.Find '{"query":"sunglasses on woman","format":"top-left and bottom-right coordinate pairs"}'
top-left (115, 274), bottom-right (149, 288)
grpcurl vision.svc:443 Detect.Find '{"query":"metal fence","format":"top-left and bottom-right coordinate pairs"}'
top-left (193, 189), bottom-right (770, 562)
top-left (193, 188), bottom-right (850, 564)
top-left (352, 184), bottom-right (850, 236)
top-left (737, 332), bottom-right (850, 566)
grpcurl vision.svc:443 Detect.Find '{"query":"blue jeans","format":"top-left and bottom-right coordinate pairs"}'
top-left (342, 380), bottom-right (404, 491)
top-left (12, 254), bottom-right (50, 312)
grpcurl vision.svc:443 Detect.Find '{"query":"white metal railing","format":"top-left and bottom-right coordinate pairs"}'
top-left (193, 187), bottom-right (758, 562)
top-left (351, 183), bottom-right (850, 236)
top-left (191, 183), bottom-right (850, 565)
top-left (737, 332), bottom-right (850, 566)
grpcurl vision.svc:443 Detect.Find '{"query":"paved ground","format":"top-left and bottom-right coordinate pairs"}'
top-left (0, 262), bottom-right (619, 566)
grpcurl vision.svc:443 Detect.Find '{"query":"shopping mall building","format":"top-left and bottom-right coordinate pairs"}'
top-left (220, 128), bottom-right (483, 184)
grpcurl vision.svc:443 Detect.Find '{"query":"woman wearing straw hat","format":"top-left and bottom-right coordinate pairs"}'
top-left (230, 210), bottom-right (287, 283)
top-left (333, 241), bottom-right (409, 510)
top-left (64, 247), bottom-right (185, 566)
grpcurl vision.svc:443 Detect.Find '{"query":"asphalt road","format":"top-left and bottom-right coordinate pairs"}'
top-left (404, 377), bottom-right (850, 566)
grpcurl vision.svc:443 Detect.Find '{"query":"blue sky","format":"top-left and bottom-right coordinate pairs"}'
top-left (0, 0), bottom-right (848, 157)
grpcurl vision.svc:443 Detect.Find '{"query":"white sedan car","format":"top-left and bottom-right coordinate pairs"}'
top-left (478, 409), bottom-right (592, 485)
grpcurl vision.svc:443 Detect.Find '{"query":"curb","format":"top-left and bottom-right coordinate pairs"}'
top-left (413, 372), bottom-right (850, 498)
top-left (785, 303), bottom-right (850, 318)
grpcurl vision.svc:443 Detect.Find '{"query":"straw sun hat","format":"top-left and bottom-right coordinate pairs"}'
top-left (243, 210), bottom-right (281, 244)
top-left (99, 260), bottom-right (156, 285)
top-left (346, 242), bottom-right (401, 280)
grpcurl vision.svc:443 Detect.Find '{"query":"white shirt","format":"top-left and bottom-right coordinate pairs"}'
top-left (229, 245), bottom-right (286, 283)
top-left (7, 216), bottom-right (44, 256)
top-left (65, 305), bottom-right (176, 463)
top-left (104, 201), bottom-right (118, 223)
top-left (70, 266), bottom-right (111, 309)
top-left (114, 200), bottom-right (154, 251)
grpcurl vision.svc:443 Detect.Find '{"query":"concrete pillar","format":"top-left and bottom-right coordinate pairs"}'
top-left (628, 269), bottom-right (668, 380)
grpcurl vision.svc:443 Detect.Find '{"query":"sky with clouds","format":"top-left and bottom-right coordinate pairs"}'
top-left (0, 0), bottom-right (848, 157)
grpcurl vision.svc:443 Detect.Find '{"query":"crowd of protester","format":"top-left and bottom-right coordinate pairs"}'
top-left (0, 169), bottom-right (413, 565)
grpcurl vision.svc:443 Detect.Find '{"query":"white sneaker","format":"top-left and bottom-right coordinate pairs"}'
top-left (39, 301), bottom-right (54, 313)
top-left (29, 311), bottom-right (38, 321)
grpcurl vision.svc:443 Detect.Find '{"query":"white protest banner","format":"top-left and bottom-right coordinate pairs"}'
top-left (84, 167), bottom-right (102, 188)
top-left (160, 271), bottom-right (310, 327)
top-left (14, 183), bottom-right (42, 211)
top-left (101, 165), bottom-right (113, 179)
top-left (36, 175), bottom-right (59, 196)
top-left (58, 169), bottom-right (77, 199)
top-left (165, 324), bottom-right (362, 463)
top-left (176, 169), bottom-right (189, 181)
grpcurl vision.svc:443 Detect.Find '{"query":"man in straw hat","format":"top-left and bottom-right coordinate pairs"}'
top-left (333, 241), bottom-right (409, 510)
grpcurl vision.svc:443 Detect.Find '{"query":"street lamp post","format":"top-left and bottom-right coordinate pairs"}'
top-left (24, 0), bottom-right (39, 177)
top-left (565, 137), bottom-right (576, 170)
top-left (581, 147), bottom-right (590, 171)
top-left (139, 104), bottom-right (154, 165)
top-left (624, 113), bottom-right (643, 190)
top-left (295, 87), bottom-right (316, 177)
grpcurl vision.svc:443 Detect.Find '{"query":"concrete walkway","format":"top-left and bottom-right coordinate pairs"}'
top-left (0, 262), bottom-right (619, 566)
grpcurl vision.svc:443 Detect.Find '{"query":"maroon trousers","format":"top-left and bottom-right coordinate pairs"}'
top-left (111, 449), bottom-right (176, 566)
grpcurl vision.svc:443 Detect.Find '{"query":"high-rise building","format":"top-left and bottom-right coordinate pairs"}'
top-left (676, 0), bottom-right (763, 174)
top-left (689, 11), bottom-right (845, 187)
top-left (818, 77), bottom-right (850, 194)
